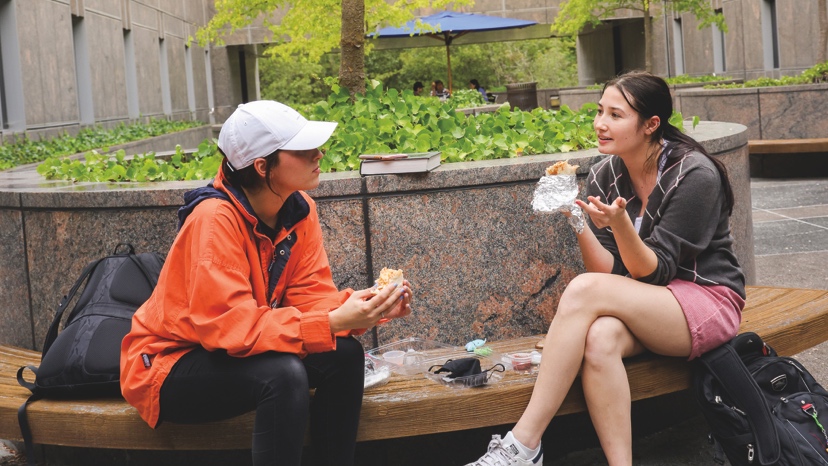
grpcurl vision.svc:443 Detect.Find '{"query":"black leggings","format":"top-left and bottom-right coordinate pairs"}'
top-left (159, 337), bottom-right (365, 466)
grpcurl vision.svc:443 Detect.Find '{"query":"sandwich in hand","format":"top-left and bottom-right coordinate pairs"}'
top-left (371, 268), bottom-right (404, 294)
top-left (545, 160), bottom-right (579, 176)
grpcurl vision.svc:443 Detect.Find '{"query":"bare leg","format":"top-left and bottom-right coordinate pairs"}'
top-left (510, 273), bottom-right (691, 451)
top-left (581, 316), bottom-right (644, 466)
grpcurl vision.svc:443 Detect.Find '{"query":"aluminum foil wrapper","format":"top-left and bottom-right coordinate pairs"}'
top-left (532, 175), bottom-right (585, 234)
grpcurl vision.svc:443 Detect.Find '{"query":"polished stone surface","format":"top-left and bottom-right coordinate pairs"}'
top-left (0, 210), bottom-right (32, 348)
top-left (0, 121), bottom-right (752, 351)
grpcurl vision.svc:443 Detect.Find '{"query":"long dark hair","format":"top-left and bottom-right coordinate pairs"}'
top-left (602, 71), bottom-right (734, 215)
top-left (219, 148), bottom-right (281, 195)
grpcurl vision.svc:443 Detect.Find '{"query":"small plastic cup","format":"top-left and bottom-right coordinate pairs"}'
top-left (383, 350), bottom-right (406, 365)
top-left (510, 352), bottom-right (532, 372)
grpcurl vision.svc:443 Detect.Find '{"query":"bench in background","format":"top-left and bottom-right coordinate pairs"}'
top-left (749, 138), bottom-right (828, 177)
top-left (0, 286), bottom-right (826, 451)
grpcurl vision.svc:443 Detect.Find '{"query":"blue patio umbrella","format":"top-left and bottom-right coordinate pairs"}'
top-left (368, 11), bottom-right (537, 94)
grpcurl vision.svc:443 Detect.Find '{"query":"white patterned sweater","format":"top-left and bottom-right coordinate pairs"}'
top-left (586, 149), bottom-right (746, 299)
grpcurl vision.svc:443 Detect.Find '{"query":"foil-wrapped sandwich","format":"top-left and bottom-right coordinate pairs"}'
top-left (532, 160), bottom-right (585, 234)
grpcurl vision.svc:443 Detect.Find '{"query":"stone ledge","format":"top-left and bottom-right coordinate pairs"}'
top-left (0, 122), bottom-right (752, 351)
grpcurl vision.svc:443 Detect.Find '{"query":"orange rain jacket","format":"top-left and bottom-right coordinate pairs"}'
top-left (120, 170), bottom-right (358, 428)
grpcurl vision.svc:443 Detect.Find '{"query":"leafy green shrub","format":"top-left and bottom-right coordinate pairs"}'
top-left (34, 81), bottom-right (696, 182)
top-left (37, 139), bottom-right (221, 182)
top-left (664, 74), bottom-right (733, 85)
top-left (706, 61), bottom-right (828, 89)
top-left (449, 89), bottom-right (487, 109)
top-left (0, 118), bottom-right (204, 171)
top-left (308, 81), bottom-right (598, 172)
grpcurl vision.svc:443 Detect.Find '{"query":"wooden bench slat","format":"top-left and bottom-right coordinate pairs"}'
top-left (0, 286), bottom-right (825, 449)
top-left (748, 138), bottom-right (828, 154)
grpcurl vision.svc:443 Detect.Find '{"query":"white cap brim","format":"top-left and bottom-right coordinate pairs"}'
top-left (280, 120), bottom-right (338, 151)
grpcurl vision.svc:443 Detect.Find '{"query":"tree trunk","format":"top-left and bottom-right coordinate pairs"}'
top-left (819, 0), bottom-right (828, 64)
top-left (644, 0), bottom-right (653, 72)
top-left (340, 0), bottom-right (366, 97)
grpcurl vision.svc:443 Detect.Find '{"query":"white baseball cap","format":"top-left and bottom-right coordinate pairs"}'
top-left (217, 100), bottom-right (337, 171)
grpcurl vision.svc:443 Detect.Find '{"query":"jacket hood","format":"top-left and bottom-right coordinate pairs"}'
top-left (177, 167), bottom-right (310, 233)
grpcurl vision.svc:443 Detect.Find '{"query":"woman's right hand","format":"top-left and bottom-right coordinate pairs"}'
top-left (328, 283), bottom-right (408, 333)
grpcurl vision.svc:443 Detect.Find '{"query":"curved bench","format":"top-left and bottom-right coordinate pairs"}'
top-left (0, 286), bottom-right (826, 450)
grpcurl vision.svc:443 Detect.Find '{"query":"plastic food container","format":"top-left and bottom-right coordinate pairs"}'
top-left (502, 350), bottom-right (542, 374)
top-left (366, 337), bottom-right (455, 376)
top-left (424, 353), bottom-right (505, 389)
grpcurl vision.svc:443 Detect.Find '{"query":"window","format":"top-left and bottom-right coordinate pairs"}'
top-left (762, 0), bottom-right (780, 70)
top-left (712, 9), bottom-right (726, 73)
top-left (673, 17), bottom-right (685, 75)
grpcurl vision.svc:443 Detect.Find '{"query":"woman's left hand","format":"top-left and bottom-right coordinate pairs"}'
top-left (381, 280), bottom-right (413, 321)
top-left (577, 195), bottom-right (628, 230)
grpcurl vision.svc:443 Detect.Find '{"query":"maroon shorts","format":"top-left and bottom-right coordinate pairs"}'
top-left (667, 279), bottom-right (745, 360)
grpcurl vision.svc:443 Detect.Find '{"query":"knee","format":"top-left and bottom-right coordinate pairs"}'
top-left (583, 317), bottom-right (627, 368)
top-left (334, 337), bottom-right (365, 368)
top-left (555, 273), bottom-right (604, 320)
top-left (258, 353), bottom-right (310, 399)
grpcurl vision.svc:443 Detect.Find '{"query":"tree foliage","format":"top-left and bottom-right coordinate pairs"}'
top-left (552, 0), bottom-right (726, 71)
top-left (195, 0), bottom-right (472, 93)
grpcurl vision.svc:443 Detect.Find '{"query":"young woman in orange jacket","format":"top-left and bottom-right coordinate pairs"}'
top-left (121, 101), bottom-right (413, 466)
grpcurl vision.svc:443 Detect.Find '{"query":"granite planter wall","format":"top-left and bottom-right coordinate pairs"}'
top-left (0, 122), bottom-right (753, 351)
top-left (674, 83), bottom-right (828, 140)
top-left (560, 83), bottom-right (828, 142)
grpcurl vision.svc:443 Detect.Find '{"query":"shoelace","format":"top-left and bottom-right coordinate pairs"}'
top-left (472, 436), bottom-right (517, 466)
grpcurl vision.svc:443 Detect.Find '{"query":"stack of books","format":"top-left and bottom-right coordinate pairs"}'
top-left (358, 151), bottom-right (441, 176)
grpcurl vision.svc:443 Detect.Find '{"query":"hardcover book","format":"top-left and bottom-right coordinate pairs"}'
top-left (358, 151), bottom-right (441, 176)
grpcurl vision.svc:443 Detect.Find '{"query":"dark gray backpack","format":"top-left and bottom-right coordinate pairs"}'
top-left (16, 243), bottom-right (165, 464)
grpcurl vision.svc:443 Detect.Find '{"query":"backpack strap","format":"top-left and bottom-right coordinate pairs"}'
top-left (16, 366), bottom-right (41, 466)
top-left (127, 253), bottom-right (160, 289)
top-left (698, 341), bottom-right (781, 465)
top-left (41, 257), bottom-right (104, 356)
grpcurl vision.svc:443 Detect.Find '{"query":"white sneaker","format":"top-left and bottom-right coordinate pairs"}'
top-left (465, 432), bottom-right (544, 466)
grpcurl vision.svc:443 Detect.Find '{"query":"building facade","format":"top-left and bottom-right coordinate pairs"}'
top-left (0, 0), bottom-right (257, 143)
top-left (0, 0), bottom-right (823, 144)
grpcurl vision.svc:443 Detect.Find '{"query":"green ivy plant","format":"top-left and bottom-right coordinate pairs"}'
top-left (707, 61), bottom-right (828, 89)
top-left (1, 118), bottom-right (203, 171)
top-left (35, 81), bottom-right (698, 182)
top-left (308, 80), bottom-right (599, 172)
top-left (449, 89), bottom-right (488, 109)
top-left (37, 139), bottom-right (221, 182)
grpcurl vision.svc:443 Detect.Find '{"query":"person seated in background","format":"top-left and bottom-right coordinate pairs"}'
top-left (431, 80), bottom-right (450, 101)
top-left (413, 81), bottom-right (425, 96)
top-left (469, 79), bottom-right (487, 99)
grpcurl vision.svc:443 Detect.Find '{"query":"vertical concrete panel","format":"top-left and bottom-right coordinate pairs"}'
top-left (741, 0), bottom-right (767, 79)
top-left (681, 14), bottom-right (714, 75)
top-left (576, 25), bottom-right (615, 85)
top-left (775, 0), bottom-right (816, 70)
top-left (189, 44), bottom-right (209, 113)
top-left (86, 12), bottom-right (129, 121)
top-left (165, 36), bottom-right (190, 116)
top-left (209, 46), bottom-right (243, 122)
top-left (17, 0), bottom-right (79, 127)
top-left (724, 2), bottom-right (746, 78)
top-left (618, 20), bottom-right (645, 73)
top-left (134, 27), bottom-right (164, 117)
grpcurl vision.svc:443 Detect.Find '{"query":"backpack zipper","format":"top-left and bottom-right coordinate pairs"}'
top-left (715, 395), bottom-right (747, 416)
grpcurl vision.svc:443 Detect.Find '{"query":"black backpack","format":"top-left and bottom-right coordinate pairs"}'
top-left (16, 243), bottom-right (165, 464)
top-left (695, 332), bottom-right (828, 465)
